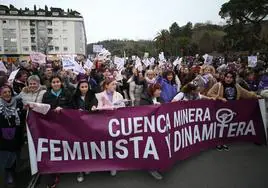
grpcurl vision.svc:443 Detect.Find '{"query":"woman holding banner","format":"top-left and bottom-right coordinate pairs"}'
top-left (72, 78), bottom-right (98, 182)
top-left (172, 81), bottom-right (212, 102)
top-left (207, 70), bottom-right (260, 151)
top-left (94, 77), bottom-right (126, 177)
top-left (140, 83), bottom-right (164, 180)
top-left (19, 75), bottom-right (46, 105)
top-left (0, 84), bottom-right (24, 187)
top-left (42, 75), bottom-right (73, 188)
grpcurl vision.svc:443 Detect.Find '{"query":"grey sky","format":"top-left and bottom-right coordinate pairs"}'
top-left (2, 0), bottom-right (229, 43)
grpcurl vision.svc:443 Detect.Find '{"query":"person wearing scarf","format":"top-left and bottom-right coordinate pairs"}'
top-left (41, 75), bottom-right (73, 188)
top-left (19, 75), bottom-right (46, 105)
top-left (0, 84), bottom-right (24, 187)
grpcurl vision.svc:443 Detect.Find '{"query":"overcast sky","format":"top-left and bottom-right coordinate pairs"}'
top-left (2, 0), bottom-right (228, 43)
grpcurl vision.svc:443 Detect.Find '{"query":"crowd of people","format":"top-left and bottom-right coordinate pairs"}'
top-left (0, 53), bottom-right (267, 187)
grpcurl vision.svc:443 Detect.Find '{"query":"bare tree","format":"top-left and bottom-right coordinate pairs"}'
top-left (38, 37), bottom-right (52, 55)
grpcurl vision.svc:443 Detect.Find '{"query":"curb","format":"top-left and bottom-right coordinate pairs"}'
top-left (27, 173), bottom-right (40, 188)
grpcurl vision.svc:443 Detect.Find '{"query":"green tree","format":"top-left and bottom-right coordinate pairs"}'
top-left (169, 22), bottom-right (181, 38)
top-left (220, 0), bottom-right (268, 48)
top-left (154, 29), bottom-right (172, 56)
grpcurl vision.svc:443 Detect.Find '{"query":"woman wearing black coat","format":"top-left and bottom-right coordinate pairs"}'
top-left (72, 79), bottom-right (97, 112)
top-left (41, 75), bottom-right (73, 188)
top-left (140, 83), bottom-right (163, 106)
top-left (42, 75), bottom-right (73, 111)
top-left (72, 79), bottom-right (97, 183)
top-left (139, 83), bottom-right (164, 180)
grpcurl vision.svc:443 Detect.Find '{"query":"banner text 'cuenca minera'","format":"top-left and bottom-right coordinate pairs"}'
top-left (27, 99), bottom-right (267, 174)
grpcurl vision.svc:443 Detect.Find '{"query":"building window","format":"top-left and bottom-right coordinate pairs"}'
top-left (63, 38), bottom-right (68, 44)
top-left (52, 12), bottom-right (59, 16)
top-left (31, 45), bottom-right (37, 51)
top-left (37, 12), bottom-right (45, 16)
top-left (23, 46), bottom-right (29, 51)
top-left (21, 21), bottom-right (28, 26)
top-left (62, 21), bottom-right (67, 26)
top-left (53, 38), bottom-right (59, 44)
top-left (54, 29), bottom-right (59, 33)
top-left (2, 20), bottom-right (6, 24)
top-left (0, 46), bottom-right (2, 51)
top-left (9, 20), bottom-right (16, 25)
top-left (64, 47), bottom-right (68, 51)
top-left (55, 46), bottom-right (59, 51)
top-left (22, 29), bottom-right (28, 34)
top-left (30, 20), bottom-right (35, 26)
top-left (48, 46), bottom-right (54, 51)
top-left (39, 29), bottom-right (46, 36)
top-left (10, 38), bottom-right (17, 42)
top-left (31, 37), bottom-right (36, 43)
top-left (10, 11), bottom-right (18, 15)
top-left (48, 29), bottom-right (53, 34)
top-left (63, 29), bottom-right (67, 33)
top-left (28, 11), bottom-right (35, 15)
top-left (10, 47), bottom-right (17, 52)
top-left (0, 10), bottom-right (6, 14)
top-left (38, 22), bottom-right (46, 27)
top-left (47, 20), bottom-right (52, 26)
top-left (30, 28), bottom-right (35, 35)
top-left (22, 38), bottom-right (28, 43)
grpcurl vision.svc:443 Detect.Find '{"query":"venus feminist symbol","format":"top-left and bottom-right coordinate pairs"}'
top-left (216, 108), bottom-right (236, 124)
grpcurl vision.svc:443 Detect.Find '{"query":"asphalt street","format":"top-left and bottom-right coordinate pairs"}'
top-left (29, 143), bottom-right (268, 188)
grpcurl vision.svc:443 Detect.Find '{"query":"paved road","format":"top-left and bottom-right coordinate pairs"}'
top-left (27, 143), bottom-right (268, 188)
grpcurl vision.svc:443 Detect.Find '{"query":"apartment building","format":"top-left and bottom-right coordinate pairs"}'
top-left (0, 4), bottom-right (87, 56)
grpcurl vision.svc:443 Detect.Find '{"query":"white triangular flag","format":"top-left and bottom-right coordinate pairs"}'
top-left (84, 59), bottom-right (93, 70)
top-left (114, 56), bottom-right (125, 70)
top-left (159, 52), bottom-right (166, 62)
top-left (30, 52), bottom-right (46, 65)
top-left (142, 58), bottom-right (151, 67)
top-left (62, 55), bottom-right (76, 70)
top-left (98, 48), bottom-right (111, 61)
top-left (150, 57), bottom-right (155, 65)
top-left (248, 56), bottom-right (257, 68)
top-left (8, 69), bottom-right (20, 83)
top-left (203, 54), bottom-right (213, 64)
top-left (173, 57), bottom-right (180, 66)
top-left (135, 57), bottom-right (142, 69)
top-left (73, 61), bottom-right (86, 75)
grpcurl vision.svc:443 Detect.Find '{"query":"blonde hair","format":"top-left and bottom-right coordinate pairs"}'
top-left (145, 69), bottom-right (156, 77)
top-left (200, 65), bottom-right (215, 75)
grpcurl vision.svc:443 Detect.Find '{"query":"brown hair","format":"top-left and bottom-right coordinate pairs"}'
top-left (181, 81), bottom-right (198, 94)
top-left (148, 83), bottom-right (161, 97)
top-left (102, 77), bottom-right (116, 91)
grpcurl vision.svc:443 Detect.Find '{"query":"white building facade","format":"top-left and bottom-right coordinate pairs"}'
top-left (0, 5), bottom-right (87, 56)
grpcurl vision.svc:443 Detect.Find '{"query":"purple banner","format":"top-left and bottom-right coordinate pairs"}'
top-left (27, 100), bottom-right (267, 174)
